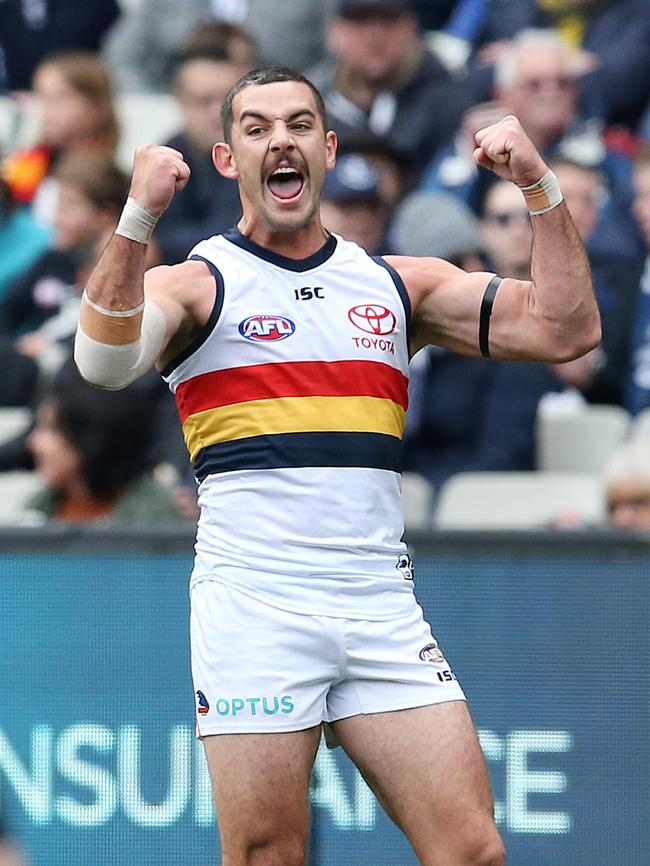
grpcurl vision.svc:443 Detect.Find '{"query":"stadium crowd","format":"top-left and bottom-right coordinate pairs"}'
top-left (1, 0), bottom-right (650, 529)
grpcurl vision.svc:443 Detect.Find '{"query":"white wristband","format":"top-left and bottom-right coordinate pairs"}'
top-left (115, 196), bottom-right (160, 244)
top-left (519, 170), bottom-right (564, 216)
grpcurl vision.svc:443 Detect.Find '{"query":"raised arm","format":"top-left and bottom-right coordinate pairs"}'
top-left (390, 115), bottom-right (601, 362)
top-left (74, 145), bottom-right (213, 389)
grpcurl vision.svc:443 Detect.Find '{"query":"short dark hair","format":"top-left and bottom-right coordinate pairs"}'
top-left (48, 364), bottom-right (158, 497)
top-left (173, 21), bottom-right (256, 77)
top-left (220, 66), bottom-right (327, 145)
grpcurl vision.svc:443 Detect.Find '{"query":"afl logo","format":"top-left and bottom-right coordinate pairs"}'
top-left (348, 304), bottom-right (397, 335)
top-left (239, 314), bottom-right (296, 341)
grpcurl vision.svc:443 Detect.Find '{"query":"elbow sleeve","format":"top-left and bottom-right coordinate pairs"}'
top-left (74, 299), bottom-right (168, 389)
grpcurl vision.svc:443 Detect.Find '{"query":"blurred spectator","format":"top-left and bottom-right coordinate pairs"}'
top-left (23, 363), bottom-right (178, 524)
top-left (238, 0), bottom-right (338, 72)
top-left (622, 146), bottom-right (650, 415)
top-left (103, 0), bottom-right (225, 93)
top-left (0, 336), bottom-right (39, 407)
top-left (337, 130), bottom-right (407, 209)
top-left (493, 29), bottom-right (592, 154)
top-left (154, 34), bottom-right (247, 263)
top-left (0, 154), bottom-right (129, 363)
top-left (0, 0), bottom-right (119, 92)
top-left (389, 188), bottom-right (484, 270)
top-left (423, 0), bottom-right (538, 76)
top-left (604, 438), bottom-right (650, 529)
top-left (0, 177), bottom-right (50, 300)
top-left (181, 18), bottom-right (255, 65)
top-left (422, 27), bottom-right (641, 264)
top-left (535, 0), bottom-right (650, 132)
top-left (479, 178), bottom-right (532, 279)
top-left (320, 153), bottom-right (387, 254)
top-left (311, 0), bottom-right (470, 183)
top-left (418, 100), bottom-right (510, 211)
top-left (103, 0), bottom-right (334, 94)
top-left (549, 157), bottom-right (641, 406)
top-left (496, 27), bottom-right (641, 262)
top-left (396, 189), bottom-right (557, 495)
top-left (425, 29), bottom-right (594, 201)
top-left (413, 0), bottom-right (536, 43)
top-left (2, 51), bottom-right (119, 225)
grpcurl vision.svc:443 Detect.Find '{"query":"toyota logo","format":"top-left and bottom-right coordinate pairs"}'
top-left (348, 304), bottom-right (397, 335)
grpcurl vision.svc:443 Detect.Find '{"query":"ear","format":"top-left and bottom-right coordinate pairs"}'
top-left (213, 142), bottom-right (239, 179)
top-left (325, 130), bottom-right (337, 172)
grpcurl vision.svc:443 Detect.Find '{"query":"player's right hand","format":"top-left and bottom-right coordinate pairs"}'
top-left (128, 144), bottom-right (191, 216)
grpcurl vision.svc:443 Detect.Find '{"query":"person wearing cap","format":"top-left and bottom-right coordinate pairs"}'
top-left (310, 0), bottom-right (470, 183)
top-left (320, 152), bottom-right (389, 254)
top-left (337, 129), bottom-right (408, 209)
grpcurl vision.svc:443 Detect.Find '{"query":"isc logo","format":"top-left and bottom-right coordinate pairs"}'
top-left (239, 315), bottom-right (296, 342)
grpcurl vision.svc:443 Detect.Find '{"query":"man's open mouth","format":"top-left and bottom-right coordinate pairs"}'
top-left (266, 166), bottom-right (305, 201)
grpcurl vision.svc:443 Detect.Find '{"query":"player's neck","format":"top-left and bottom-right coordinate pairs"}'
top-left (237, 215), bottom-right (329, 260)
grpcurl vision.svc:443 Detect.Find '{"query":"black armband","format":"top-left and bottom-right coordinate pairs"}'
top-left (479, 276), bottom-right (502, 359)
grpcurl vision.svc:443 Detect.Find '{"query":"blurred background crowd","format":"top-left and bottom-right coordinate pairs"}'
top-left (1, 0), bottom-right (650, 536)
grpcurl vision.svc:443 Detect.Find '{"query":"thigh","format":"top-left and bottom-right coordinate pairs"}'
top-left (326, 601), bottom-right (465, 725)
top-left (331, 701), bottom-right (500, 866)
top-left (203, 726), bottom-right (322, 864)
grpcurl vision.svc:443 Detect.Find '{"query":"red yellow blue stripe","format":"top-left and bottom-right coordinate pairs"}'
top-left (175, 359), bottom-right (408, 423)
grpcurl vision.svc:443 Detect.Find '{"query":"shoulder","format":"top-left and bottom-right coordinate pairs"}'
top-left (382, 254), bottom-right (473, 307)
top-left (144, 258), bottom-right (216, 307)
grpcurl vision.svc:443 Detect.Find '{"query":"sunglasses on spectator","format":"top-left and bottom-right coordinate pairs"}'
top-left (484, 210), bottom-right (531, 226)
top-left (518, 76), bottom-right (575, 92)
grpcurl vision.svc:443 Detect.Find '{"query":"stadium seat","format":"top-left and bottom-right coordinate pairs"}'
top-left (536, 403), bottom-right (630, 472)
top-left (0, 471), bottom-right (45, 524)
top-left (630, 406), bottom-right (650, 441)
top-left (401, 471), bottom-right (433, 531)
top-left (434, 471), bottom-right (605, 529)
top-left (0, 407), bottom-right (32, 446)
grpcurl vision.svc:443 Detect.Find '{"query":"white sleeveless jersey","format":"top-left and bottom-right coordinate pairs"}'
top-left (163, 228), bottom-right (415, 619)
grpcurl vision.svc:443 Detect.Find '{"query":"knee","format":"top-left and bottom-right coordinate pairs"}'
top-left (466, 828), bottom-right (506, 866)
top-left (246, 836), bottom-right (306, 866)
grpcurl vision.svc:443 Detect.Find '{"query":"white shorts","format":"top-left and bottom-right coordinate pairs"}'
top-left (190, 579), bottom-right (466, 740)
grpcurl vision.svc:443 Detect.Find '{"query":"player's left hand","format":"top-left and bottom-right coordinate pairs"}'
top-left (473, 114), bottom-right (548, 187)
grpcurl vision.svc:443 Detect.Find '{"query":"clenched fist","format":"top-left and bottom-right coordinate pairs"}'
top-left (128, 144), bottom-right (191, 215)
top-left (473, 115), bottom-right (548, 187)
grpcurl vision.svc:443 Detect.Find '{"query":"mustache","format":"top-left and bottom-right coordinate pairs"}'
top-left (263, 157), bottom-right (306, 179)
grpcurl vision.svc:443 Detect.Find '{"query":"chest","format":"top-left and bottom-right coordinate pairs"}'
top-left (217, 257), bottom-right (407, 368)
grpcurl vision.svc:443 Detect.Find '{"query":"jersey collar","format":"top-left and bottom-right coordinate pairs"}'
top-left (222, 227), bottom-right (337, 272)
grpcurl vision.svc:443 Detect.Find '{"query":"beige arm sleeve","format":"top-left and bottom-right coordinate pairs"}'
top-left (74, 295), bottom-right (168, 390)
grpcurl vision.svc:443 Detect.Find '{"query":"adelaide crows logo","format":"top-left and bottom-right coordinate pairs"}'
top-left (196, 690), bottom-right (210, 715)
